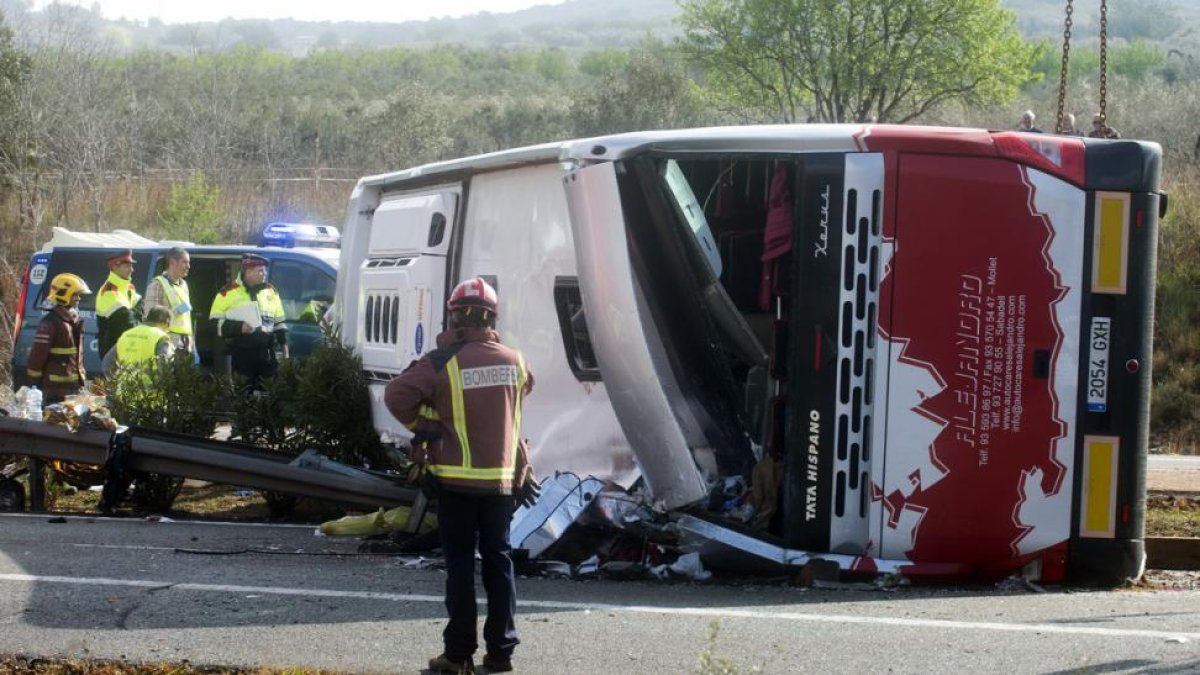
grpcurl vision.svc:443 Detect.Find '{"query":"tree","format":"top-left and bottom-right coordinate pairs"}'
top-left (679, 0), bottom-right (1039, 123)
top-left (571, 39), bottom-right (710, 135)
top-left (157, 171), bottom-right (223, 243)
top-left (0, 10), bottom-right (30, 172)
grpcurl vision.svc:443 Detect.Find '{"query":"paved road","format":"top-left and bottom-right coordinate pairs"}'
top-left (1148, 454), bottom-right (1200, 493)
top-left (1, 514), bottom-right (1199, 674)
top-left (1149, 455), bottom-right (1200, 471)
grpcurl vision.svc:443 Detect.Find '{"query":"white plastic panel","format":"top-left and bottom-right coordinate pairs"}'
top-left (368, 192), bottom-right (458, 256)
top-left (563, 161), bottom-right (708, 509)
top-left (459, 164), bottom-right (639, 487)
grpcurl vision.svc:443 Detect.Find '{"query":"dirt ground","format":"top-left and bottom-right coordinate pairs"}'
top-left (1146, 468), bottom-right (1200, 493)
top-left (49, 481), bottom-right (345, 524)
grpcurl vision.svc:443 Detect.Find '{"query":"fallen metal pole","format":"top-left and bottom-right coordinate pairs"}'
top-left (0, 416), bottom-right (416, 510)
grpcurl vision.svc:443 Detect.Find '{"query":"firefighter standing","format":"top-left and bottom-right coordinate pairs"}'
top-left (384, 278), bottom-right (536, 675)
top-left (143, 246), bottom-right (195, 356)
top-left (95, 249), bottom-right (141, 358)
top-left (100, 306), bottom-right (175, 376)
top-left (27, 273), bottom-right (91, 404)
top-left (209, 254), bottom-right (288, 390)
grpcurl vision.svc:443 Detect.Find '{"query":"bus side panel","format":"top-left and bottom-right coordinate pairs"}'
top-left (876, 155), bottom-right (1085, 571)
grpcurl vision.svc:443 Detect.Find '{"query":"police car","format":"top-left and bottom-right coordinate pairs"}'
top-left (11, 224), bottom-right (339, 384)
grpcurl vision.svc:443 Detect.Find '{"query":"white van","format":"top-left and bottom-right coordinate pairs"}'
top-left (336, 124), bottom-right (1164, 583)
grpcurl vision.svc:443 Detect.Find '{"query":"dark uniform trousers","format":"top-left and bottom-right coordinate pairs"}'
top-left (437, 490), bottom-right (519, 661)
top-left (231, 346), bottom-right (277, 391)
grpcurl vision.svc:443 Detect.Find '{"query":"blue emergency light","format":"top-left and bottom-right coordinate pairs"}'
top-left (258, 222), bottom-right (341, 249)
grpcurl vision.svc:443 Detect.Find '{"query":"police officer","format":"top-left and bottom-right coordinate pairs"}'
top-left (143, 246), bottom-right (194, 356)
top-left (384, 278), bottom-right (535, 675)
top-left (100, 306), bottom-right (175, 376)
top-left (27, 273), bottom-right (91, 405)
top-left (95, 249), bottom-right (141, 358)
top-left (209, 254), bottom-right (288, 390)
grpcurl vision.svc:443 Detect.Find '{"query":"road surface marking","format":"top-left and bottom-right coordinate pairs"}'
top-left (0, 573), bottom-right (1197, 642)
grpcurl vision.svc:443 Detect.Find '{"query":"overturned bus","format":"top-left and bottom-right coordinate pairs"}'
top-left (334, 125), bottom-right (1164, 584)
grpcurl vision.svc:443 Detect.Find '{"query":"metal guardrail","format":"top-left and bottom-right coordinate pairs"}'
top-left (0, 415), bottom-right (416, 511)
top-left (1146, 537), bottom-right (1200, 571)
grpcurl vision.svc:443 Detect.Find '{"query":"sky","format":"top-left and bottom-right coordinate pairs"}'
top-left (34, 0), bottom-right (565, 24)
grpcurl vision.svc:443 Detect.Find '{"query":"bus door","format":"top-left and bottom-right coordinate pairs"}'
top-left (875, 154), bottom-right (1087, 567)
top-left (359, 187), bottom-right (460, 374)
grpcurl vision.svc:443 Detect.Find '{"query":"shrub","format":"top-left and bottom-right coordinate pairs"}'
top-left (230, 328), bottom-right (386, 468)
top-left (105, 352), bottom-right (228, 510)
top-left (1152, 176), bottom-right (1200, 452)
top-left (156, 171), bottom-right (224, 244)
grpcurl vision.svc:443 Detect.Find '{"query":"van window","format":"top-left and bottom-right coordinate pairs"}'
top-left (269, 259), bottom-right (336, 323)
top-left (36, 250), bottom-right (154, 313)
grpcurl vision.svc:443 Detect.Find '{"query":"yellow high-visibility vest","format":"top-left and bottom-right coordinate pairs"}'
top-left (154, 275), bottom-right (193, 336)
top-left (96, 271), bottom-right (140, 319)
top-left (116, 324), bottom-right (169, 366)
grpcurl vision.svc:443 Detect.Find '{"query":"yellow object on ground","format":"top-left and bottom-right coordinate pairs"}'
top-left (319, 505), bottom-right (436, 536)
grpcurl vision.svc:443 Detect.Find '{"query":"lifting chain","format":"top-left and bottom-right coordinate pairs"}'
top-left (1098, 0), bottom-right (1109, 125)
top-left (1055, 0), bottom-right (1074, 133)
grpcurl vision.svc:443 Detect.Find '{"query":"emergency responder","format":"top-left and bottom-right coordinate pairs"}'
top-left (1017, 110), bottom-right (1044, 133)
top-left (95, 249), bottom-right (142, 358)
top-left (1088, 113), bottom-right (1121, 139)
top-left (384, 277), bottom-right (536, 675)
top-left (27, 273), bottom-right (91, 404)
top-left (100, 306), bottom-right (175, 376)
top-left (209, 254), bottom-right (288, 390)
top-left (143, 246), bottom-right (194, 356)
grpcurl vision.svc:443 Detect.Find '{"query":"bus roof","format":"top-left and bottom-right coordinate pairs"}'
top-left (354, 123), bottom-right (970, 189)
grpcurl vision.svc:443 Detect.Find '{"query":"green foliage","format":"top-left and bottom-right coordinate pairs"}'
top-left (0, 10), bottom-right (32, 168)
top-left (1110, 0), bottom-right (1183, 41)
top-left (156, 171), bottom-right (224, 244)
top-left (107, 353), bottom-right (226, 437)
top-left (231, 332), bottom-right (386, 469)
top-left (679, 0), bottom-right (1041, 123)
top-left (1111, 40), bottom-right (1168, 81)
top-left (105, 353), bottom-right (227, 512)
top-left (694, 620), bottom-right (762, 674)
top-left (1152, 182), bottom-right (1200, 451)
top-left (1032, 39), bottom-right (1167, 84)
top-left (284, 334), bottom-right (384, 468)
top-left (572, 39), bottom-right (710, 135)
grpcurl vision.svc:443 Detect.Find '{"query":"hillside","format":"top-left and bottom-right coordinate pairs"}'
top-left (1, 0), bottom-right (1197, 53)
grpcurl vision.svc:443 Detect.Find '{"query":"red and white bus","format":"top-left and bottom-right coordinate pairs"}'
top-left (339, 125), bottom-right (1163, 583)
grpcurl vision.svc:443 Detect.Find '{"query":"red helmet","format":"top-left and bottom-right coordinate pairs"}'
top-left (447, 277), bottom-right (498, 316)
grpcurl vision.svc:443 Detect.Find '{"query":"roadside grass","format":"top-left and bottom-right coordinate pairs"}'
top-left (0, 655), bottom-right (340, 674)
top-left (1145, 494), bottom-right (1200, 538)
top-left (1152, 174), bottom-right (1200, 454)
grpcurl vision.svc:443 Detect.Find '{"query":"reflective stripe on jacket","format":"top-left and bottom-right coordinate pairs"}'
top-left (26, 305), bottom-right (86, 403)
top-left (96, 271), bottom-right (141, 356)
top-left (383, 327), bottom-right (534, 495)
top-left (154, 275), bottom-right (193, 336)
top-left (209, 277), bottom-right (286, 351)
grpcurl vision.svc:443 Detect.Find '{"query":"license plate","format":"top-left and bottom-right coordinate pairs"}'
top-left (1087, 317), bottom-right (1111, 412)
